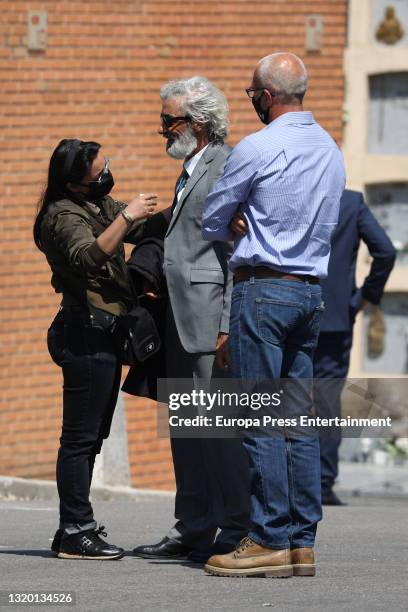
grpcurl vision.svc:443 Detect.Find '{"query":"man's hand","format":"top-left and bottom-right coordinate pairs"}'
top-left (229, 210), bottom-right (248, 236)
top-left (216, 333), bottom-right (230, 371)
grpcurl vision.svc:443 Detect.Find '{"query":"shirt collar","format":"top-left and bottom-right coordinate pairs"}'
top-left (184, 144), bottom-right (209, 176)
top-left (85, 200), bottom-right (100, 213)
top-left (268, 111), bottom-right (315, 128)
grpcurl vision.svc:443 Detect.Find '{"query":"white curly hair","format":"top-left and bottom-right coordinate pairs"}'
top-left (160, 76), bottom-right (229, 143)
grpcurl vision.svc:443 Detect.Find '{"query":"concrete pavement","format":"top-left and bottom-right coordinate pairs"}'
top-left (337, 461), bottom-right (408, 497)
top-left (0, 495), bottom-right (407, 612)
top-left (2, 459), bottom-right (408, 504)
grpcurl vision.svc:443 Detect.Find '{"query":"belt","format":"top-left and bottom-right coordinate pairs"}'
top-left (59, 305), bottom-right (85, 313)
top-left (233, 266), bottom-right (320, 285)
top-left (88, 304), bottom-right (117, 328)
top-left (58, 303), bottom-right (117, 329)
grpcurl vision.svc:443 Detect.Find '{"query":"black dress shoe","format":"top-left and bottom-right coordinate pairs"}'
top-left (57, 525), bottom-right (124, 560)
top-left (322, 490), bottom-right (347, 506)
top-left (188, 541), bottom-right (236, 564)
top-left (51, 529), bottom-right (62, 554)
top-left (133, 536), bottom-right (192, 559)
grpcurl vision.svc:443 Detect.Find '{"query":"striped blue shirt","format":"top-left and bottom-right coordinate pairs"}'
top-left (202, 111), bottom-right (346, 278)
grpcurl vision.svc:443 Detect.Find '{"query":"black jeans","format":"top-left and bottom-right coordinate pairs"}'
top-left (47, 307), bottom-right (122, 532)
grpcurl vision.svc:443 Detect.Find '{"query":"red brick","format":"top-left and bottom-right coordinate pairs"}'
top-left (1, 0), bottom-right (346, 490)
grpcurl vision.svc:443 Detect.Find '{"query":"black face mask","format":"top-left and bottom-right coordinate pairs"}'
top-left (252, 94), bottom-right (270, 125)
top-left (86, 170), bottom-right (115, 202)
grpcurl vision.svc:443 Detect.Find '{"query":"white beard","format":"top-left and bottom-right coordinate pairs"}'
top-left (166, 126), bottom-right (198, 160)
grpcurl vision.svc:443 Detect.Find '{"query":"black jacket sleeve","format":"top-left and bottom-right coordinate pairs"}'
top-left (358, 195), bottom-right (396, 305)
top-left (126, 212), bottom-right (169, 244)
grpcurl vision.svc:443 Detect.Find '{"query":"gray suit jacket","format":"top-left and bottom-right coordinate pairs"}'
top-left (164, 142), bottom-right (233, 353)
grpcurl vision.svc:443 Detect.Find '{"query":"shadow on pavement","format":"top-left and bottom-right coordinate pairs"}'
top-left (0, 549), bottom-right (53, 558)
top-left (130, 558), bottom-right (204, 570)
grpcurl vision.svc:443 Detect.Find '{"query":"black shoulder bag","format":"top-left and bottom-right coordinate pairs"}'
top-left (109, 304), bottom-right (161, 366)
top-left (85, 205), bottom-right (161, 366)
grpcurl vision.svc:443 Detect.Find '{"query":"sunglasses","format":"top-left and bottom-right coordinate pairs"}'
top-left (160, 114), bottom-right (191, 129)
top-left (79, 158), bottom-right (110, 187)
top-left (245, 87), bottom-right (275, 99)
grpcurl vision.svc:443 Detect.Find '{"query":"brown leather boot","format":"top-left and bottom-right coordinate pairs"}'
top-left (291, 547), bottom-right (315, 576)
top-left (204, 537), bottom-right (293, 578)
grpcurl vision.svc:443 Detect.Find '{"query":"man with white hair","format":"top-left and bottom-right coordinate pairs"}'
top-left (133, 76), bottom-right (250, 562)
top-left (202, 53), bottom-right (346, 577)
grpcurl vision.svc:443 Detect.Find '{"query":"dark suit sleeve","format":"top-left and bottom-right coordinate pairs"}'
top-left (358, 195), bottom-right (396, 305)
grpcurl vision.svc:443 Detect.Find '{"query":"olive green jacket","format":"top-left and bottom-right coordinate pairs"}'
top-left (40, 196), bottom-right (167, 315)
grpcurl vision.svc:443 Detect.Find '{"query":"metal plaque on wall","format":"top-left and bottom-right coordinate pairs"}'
top-left (366, 182), bottom-right (408, 263)
top-left (363, 294), bottom-right (408, 374)
top-left (372, 0), bottom-right (407, 46)
top-left (368, 73), bottom-right (408, 155)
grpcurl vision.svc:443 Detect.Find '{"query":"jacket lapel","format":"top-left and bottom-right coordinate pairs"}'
top-left (166, 144), bottom-right (220, 235)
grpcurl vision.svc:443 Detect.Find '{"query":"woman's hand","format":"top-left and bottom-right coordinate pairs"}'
top-left (96, 193), bottom-right (158, 256)
top-left (127, 193), bottom-right (158, 221)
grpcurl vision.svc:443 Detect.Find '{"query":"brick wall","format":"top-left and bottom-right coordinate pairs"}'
top-left (0, 0), bottom-right (347, 489)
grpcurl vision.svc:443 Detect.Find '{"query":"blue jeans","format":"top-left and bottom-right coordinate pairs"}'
top-left (229, 277), bottom-right (324, 549)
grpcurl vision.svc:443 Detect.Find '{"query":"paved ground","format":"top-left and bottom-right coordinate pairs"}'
top-left (337, 461), bottom-right (408, 496)
top-left (0, 495), bottom-right (407, 612)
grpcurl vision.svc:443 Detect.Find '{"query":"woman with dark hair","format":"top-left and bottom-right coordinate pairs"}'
top-left (34, 138), bottom-right (162, 560)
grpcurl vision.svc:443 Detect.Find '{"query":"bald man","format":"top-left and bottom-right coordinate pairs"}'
top-left (202, 53), bottom-right (345, 577)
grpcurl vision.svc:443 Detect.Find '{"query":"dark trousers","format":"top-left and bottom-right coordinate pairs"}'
top-left (47, 308), bottom-right (122, 531)
top-left (313, 331), bottom-right (352, 493)
top-left (165, 306), bottom-right (250, 549)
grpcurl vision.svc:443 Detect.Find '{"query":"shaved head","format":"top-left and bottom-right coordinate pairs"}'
top-left (253, 52), bottom-right (308, 103)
